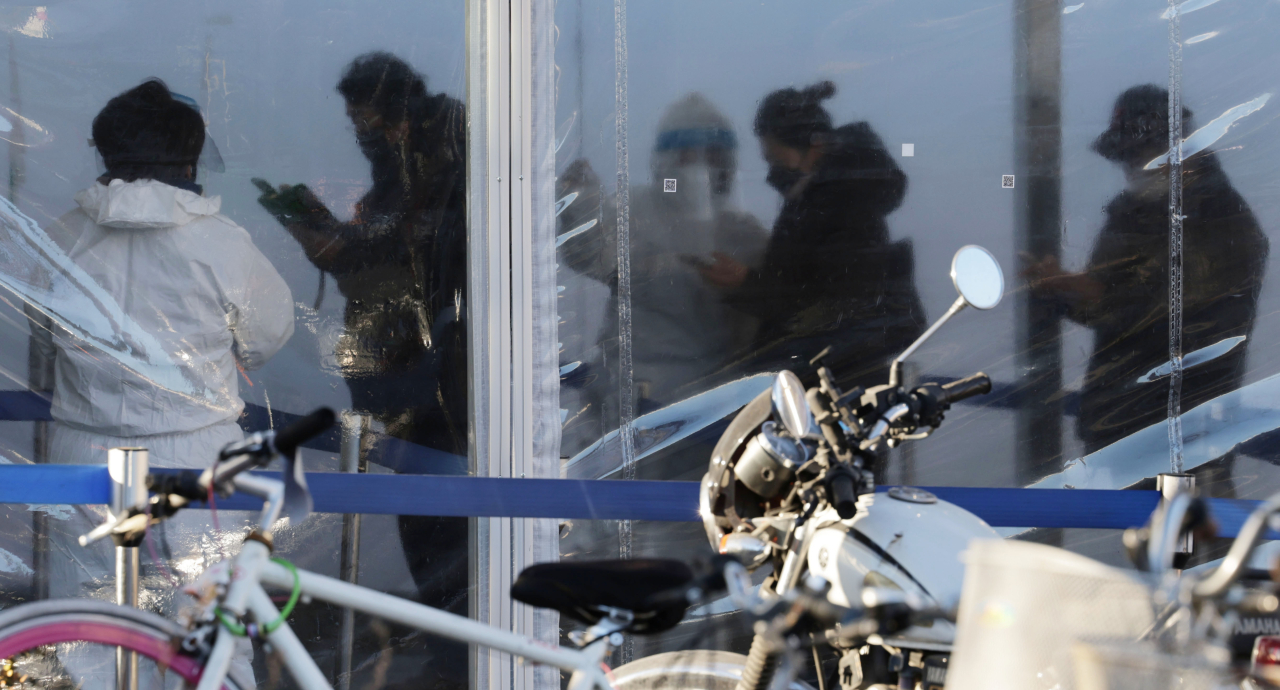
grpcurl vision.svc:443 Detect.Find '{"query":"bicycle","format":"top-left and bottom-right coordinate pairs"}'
top-left (946, 484), bottom-right (1280, 690)
top-left (0, 408), bottom-right (711, 690)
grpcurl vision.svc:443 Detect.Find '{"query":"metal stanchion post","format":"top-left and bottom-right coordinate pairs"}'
top-left (108, 447), bottom-right (147, 690)
top-left (1158, 473), bottom-right (1196, 569)
top-left (337, 412), bottom-right (367, 690)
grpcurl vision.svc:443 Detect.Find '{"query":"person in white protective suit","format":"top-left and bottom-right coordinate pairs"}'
top-left (34, 79), bottom-right (293, 688)
top-left (558, 93), bottom-right (768, 416)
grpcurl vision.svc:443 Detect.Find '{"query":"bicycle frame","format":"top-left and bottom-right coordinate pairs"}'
top-left (187, 474), bottom-right (615, 690)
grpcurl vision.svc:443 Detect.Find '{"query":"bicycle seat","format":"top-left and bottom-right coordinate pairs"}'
top-left (511, 559), bottom-right (694, 634)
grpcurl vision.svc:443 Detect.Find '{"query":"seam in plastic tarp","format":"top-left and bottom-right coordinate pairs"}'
top-left (1166, 0), bottom-right (1186, 473)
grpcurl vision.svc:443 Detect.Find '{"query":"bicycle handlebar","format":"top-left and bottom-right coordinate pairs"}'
top-left (1195, 492), bottom-right (1280, 599)
top-left (147, 470), bottom-right (205, 501)
top-left (273, 407), bottom-right (336, 458)
top-left (79, 408), bottom-right (336, 547)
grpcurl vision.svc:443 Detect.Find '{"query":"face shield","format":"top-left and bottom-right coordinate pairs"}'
top-left (652, 127), bottom-right (738, 222)
top-left (170, 92), bottom-right (225, 173)
top-left (89, 91), bottom-right (225, 177)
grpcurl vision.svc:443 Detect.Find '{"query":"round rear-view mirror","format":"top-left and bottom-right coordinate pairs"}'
top-left (951, 245), bottom-right (1004, 310)
top-left (771, 370), bottom-right (811, 438)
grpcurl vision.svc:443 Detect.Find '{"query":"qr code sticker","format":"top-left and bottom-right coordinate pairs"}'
top-left (1001, 175), bottom-right (1015, 189)
top-left (663, 178), bottom-right (677, 193)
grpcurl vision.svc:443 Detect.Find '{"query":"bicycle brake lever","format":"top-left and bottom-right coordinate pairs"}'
top-left (78, 493), bottom-right (189, 546)
top-left (78, 507), bottom-right (140, 546)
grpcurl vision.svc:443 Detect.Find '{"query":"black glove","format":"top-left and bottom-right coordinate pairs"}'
top-left (253, 178), bottom-right (322, 224)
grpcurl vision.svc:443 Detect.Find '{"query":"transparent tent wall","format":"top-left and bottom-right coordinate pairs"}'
top-left (0, 2), bottom-right (507, 688)
top-left (544, 0), bottom-right (1280, 675)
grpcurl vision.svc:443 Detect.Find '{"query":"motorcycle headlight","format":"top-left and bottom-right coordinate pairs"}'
top-left (734, 422), bottom-right (805, 499)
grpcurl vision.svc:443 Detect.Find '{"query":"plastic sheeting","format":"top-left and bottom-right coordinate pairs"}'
top-left (0, 2), bottom-right (492, 688)
top-left (548, 0), bottom-right (1280, 669)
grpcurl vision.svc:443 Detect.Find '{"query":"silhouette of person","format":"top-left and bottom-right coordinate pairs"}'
top-left (700, 81), bottom-right (925, 391)
top-left (254, 53), bottom-right (469, 680)
top-left (1026, 84), bottom-right (1268, 455)
top-left (256, 52), bottom-right (466, 455)
top-left (39, 78), bottom-right (289, 689)
top-left (557, 93), bottom-right (768, 426)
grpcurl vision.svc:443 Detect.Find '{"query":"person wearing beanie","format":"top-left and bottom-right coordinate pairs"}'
top-left (1026, 84), bottom-right (1268, 455)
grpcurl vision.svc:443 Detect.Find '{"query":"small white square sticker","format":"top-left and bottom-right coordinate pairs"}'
top-left (1002, 175), bottom-right (1015, 189)
top-left (663, 178), bottom-right (677, 193)
top-left (902, 143), bottom-right (915, 157)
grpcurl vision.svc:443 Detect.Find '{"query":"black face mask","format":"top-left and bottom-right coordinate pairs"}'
top-left (357, 129), bottom-right (392, 163)
top-left (766, 164), bottom-right (805, 194)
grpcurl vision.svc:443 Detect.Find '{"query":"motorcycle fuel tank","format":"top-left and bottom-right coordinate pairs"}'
top-left (806, 490), bottom-right (1000, 648)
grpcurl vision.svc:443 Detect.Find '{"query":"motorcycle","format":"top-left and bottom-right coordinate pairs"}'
top-left (612, 245), bottom-right (1007, 690)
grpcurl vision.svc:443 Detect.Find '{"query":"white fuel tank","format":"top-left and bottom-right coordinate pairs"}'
top-left (806, 489), bottom-right (1001, 649)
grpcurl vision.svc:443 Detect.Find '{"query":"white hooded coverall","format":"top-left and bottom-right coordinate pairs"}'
top-left (40, 178), bottom-right (293, 688)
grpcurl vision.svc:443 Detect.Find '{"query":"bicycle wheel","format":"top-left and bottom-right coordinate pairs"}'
top-left (0, 599), bottom-right (252, 690)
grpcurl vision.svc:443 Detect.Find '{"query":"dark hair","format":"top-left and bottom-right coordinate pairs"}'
top-left (753, 80), bottom-right (837, 150)
top-left (92, 79), bottom-right (204, 184)
top-left (337, 52), bottom-right (428, 125)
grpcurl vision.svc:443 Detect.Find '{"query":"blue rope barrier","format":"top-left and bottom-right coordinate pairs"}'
top-left (0, 465), bottom-right (111, 504)
top-left (0, 464), bottom-right (1274, 537)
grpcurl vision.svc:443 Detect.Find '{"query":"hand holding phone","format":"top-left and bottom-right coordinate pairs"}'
top-left (253, 178), bottom-right (318, 223)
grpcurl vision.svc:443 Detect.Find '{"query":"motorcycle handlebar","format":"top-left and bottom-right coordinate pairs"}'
top-left (828, 472), bottom-right (859, 520)
top-left (941, 373), bottom-right (991, 404)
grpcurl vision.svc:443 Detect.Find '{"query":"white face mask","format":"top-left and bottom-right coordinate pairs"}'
top-left (677, 162), bottom-right (716, 222)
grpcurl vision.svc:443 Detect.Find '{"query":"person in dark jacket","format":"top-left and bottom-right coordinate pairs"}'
top-left (1027, 84), bottom-right (1267, 455)
top-left (701, 80), bottom-right (925, 390)
top-left (255, 52), bottom-right (469, 684)
top-left (257, 52), bottom-right (467, 455)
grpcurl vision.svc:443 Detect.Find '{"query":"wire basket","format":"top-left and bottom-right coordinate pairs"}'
top-left (946, 539), bottom-right (1158, 690)
top-left (1072, 639), bottom-right (1234, 690)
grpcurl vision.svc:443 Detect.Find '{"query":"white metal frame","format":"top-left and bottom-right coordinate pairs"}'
top-left (180, 476), bottom-right (612, 690)
top-left (468, 0), bottom-right (555, 687)
top-left (467, 0), bottom-right (549, 686)
top-left (187, 540), bottom-right (613, 690)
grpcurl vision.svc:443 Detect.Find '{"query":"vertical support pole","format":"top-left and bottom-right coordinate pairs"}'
top-left (337, 412), bottom-right (367, 690)
top-left (26, 310), bottom-right (53, 601)
top-left (115, 547), bottom-right (139, 689)
top-left (1013, 0), bottom-right (1064, 486)
top-left (1157, 473), bottom-right (1196, 567)
top-left (108, 447), bottom-right (147, 690)
top-left (468, 0), bottom-right (508, 685)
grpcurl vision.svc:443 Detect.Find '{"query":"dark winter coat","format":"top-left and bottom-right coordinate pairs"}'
top-left (729, 121), bottom-right (926, 388)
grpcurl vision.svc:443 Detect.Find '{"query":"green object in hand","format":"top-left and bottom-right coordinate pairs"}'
top-left (253, 177), bottom-right (314, 223)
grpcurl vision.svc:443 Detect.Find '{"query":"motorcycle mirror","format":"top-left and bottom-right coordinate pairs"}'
top-left (772, 370), bottom-right (812, 438)
top-left (951, 245), bottom-right (1004, 310)
top-left (889, 245), bottom-right (1004, 386)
